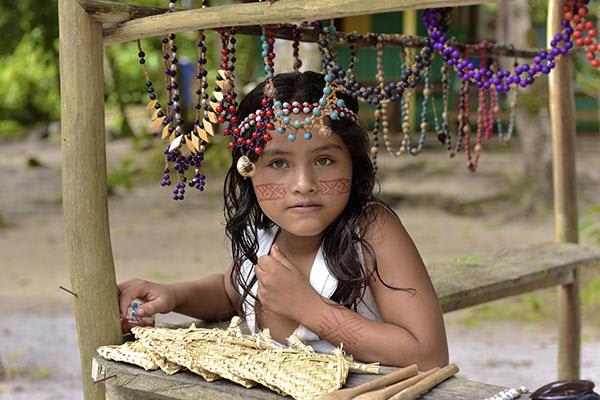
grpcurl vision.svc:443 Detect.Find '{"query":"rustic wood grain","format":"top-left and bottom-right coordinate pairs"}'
top-left (547, 0), bottom-right (580, 379)
top-left (89, 0), bottom-right (499, 44)
top-left (96, 356), bottom-right (506, 400)
top-left (429, 242), bottom-right (600, 312)
top-left (59, 0), bottom-right (122, 399)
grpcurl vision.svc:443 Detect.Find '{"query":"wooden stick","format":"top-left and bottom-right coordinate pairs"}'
top-left (92, 0), bottom-right (499, 45)
top-left (547, 0), bottom-right (580, 380)
top-left (317, 365), bottom-right (418, 400)
top-left (353, 367), bottom-right (440, 400)
top-left (388, 364), bottom-right (459, 400)
top-left (59, 1), bottom-right (122, 400)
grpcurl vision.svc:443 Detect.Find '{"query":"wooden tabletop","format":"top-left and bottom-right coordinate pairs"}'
top-left (94, 355), bottom-right (519, 400)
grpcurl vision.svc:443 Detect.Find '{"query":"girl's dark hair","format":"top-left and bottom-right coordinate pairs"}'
top-left (224, 71), bottom-right (408, 315)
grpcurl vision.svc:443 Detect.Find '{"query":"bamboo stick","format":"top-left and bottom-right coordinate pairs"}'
top-left (316, 365), bottom-right (418, 400)
top-left (389, 364), bottom-right (459, 400)
top-left (352, 367), bottom-right (439, 400)
top-left (547, 0), bottom-right (580, 381)
top-left (59, 0), bottom-right (122, 399)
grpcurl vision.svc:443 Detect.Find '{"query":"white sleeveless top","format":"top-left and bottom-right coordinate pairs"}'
top-left (238, 225), bottom-right (383, 353)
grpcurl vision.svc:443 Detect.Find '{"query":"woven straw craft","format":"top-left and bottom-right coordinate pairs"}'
top-left (98, 317), bottom-right (379, 400)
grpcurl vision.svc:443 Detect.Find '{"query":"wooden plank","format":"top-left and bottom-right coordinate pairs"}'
top-left (547, 0), bottom-right (580, 380)
top-left (95, 356), bottom-right (504, 400)
top-left (429, 243), bottom-right (600, 313)
top-left (94, 0), bottom-right (498, 45)
top-left (59, 0), bottom-right (122, 399)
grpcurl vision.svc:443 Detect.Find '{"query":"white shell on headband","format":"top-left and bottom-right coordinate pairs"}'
top-left (236, 155), bottom-right (256, 178)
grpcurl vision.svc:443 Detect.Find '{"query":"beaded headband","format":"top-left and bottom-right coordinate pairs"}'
top-left (217, 26), bottom-right (361, 178)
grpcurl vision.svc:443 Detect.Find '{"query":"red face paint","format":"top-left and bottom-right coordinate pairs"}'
top-left (319, 178), bottom-right (351, 195)
top-left (255, 183), bottom-right (287, 201)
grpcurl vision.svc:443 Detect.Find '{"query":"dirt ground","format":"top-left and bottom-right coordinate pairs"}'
top-left (1, 132), bottom-right (600, 399)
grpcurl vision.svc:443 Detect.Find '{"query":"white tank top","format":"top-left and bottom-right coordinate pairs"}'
top-left (238, 225), bottom-right (383, 353)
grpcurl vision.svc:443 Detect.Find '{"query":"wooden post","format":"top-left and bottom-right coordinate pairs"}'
top-left (547, 0), bottom-right (580, 380)
top-left (59, 0), bottom-right (122, 399)
top-left (403, 10), bottom-right (417, 131)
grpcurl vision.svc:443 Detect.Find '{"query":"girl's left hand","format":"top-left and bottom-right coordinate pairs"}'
top-left (254, 244), bottom-right (320, 322)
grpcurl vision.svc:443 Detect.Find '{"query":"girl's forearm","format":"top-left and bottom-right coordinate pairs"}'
top-left (167, 273), bottom-right (236, 321)
top-left (299, 297), bottom-right (447, 369)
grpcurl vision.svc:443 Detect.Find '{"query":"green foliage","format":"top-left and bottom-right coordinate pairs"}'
top-left (0, 120), bottom-right (26, 141)
top-left (0, 27), bottom-right (60, 123)
top-left (580, 205), bottom-right (600, 245)
top-left (0, 0), bottom-right (58, 57)
top-left (107, 158), bottom-right (139, 196)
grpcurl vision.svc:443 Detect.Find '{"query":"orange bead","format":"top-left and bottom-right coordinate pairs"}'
top-left (588, 29), bottom-right (596, 37)
top-left (564, 11), bottom-right (574, 21)
top-left (585, 37), bottom-right (593, 45)
top-left (574, 14), bottom-right (581, 23)
top-left (573, 30), bottom-right (583, 38)
top-left (586, 52), bottom-right (595, 60)
top-left (579, 6), bottom-right (588, 16)
top-left (576, 38), bottom-right (585, 47)
top-left (585, 21), bottom-right (594, 30)
top-left (592, 59), bottom-right (600, 68)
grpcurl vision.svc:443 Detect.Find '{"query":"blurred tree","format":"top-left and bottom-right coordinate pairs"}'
top-left (496, 0), bottom-right (553, 216)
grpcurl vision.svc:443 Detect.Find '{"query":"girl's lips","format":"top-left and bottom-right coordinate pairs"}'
top-left (288, 205), bottom-right (322, 212)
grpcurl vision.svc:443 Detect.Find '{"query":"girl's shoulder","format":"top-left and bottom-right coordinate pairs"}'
top-left (359, 200), bottom-right (413, 257)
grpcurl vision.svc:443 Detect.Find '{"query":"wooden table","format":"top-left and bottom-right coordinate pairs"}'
top-left (93, 355), bottom-right (524, 400)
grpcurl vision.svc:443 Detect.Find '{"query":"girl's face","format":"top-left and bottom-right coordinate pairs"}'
top-left (251, 121), bottom-right (353, 238)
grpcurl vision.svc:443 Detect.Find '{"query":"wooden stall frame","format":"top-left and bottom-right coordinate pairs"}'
top-left (58, 0), bottom-right (582, 398)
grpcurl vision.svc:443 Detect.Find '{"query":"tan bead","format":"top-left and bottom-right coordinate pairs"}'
top-left (463, 125), bottom-right (471, 134)
top-left (411, 148), bottom-right (418, 155)
top-left (399, 146), bottom-right (406, 154)
top-left (382, 120), bottom-right (389, 128)
top-left (420, 122), bottom-right (428, 130)
top-left (423, 88), bottom-right (432, 97)
top-left (494, 105), bottom-right (500, 113)
top-left (370, 146), bottom-right (379, 155)
top-left (474, 143), bottom-right (482, 152)
top-left (402, 122), bottom-right (410, 130)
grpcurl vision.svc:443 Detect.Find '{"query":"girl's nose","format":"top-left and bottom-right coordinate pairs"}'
top-left (289, 166), bottom-right (318, 194)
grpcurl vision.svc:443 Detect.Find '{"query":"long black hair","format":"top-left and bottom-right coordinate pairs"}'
top-left (224, 71), bottom-right (408, 315)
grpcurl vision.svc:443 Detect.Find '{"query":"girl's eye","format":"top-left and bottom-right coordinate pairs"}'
top-left (316, 157), bottom-right (334, 167)
top-left (269, 159), bottom-right (288, 169)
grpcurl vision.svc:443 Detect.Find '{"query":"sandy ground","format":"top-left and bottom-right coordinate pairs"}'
top-left (1, 133), bottom-right (600, 399)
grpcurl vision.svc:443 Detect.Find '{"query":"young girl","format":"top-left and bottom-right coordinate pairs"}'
top-left (118, 71), bottom-right (448, 370)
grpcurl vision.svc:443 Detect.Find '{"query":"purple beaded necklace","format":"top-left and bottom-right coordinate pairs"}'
top-left (423, 8), bottom-right (574, 92)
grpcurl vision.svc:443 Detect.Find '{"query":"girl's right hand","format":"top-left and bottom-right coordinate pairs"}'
top-left (117, 278), bottom-right (177, 318)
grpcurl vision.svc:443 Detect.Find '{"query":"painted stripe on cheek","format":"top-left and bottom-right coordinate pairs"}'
top-left (319, 178), bottom-right (351, 195)
top-left (255, 183), bottom-right (287, 201)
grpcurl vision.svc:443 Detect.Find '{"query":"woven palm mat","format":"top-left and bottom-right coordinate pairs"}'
top-left (98, 316), bottom-right (379, 399)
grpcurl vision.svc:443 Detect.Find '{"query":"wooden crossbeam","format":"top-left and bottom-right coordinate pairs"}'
top-left (80, 0), bottom-right (499, 45)
top-left (430, 242), bottom-right (600, 313)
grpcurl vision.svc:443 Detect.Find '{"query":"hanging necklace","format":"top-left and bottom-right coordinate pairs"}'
top-left (456, 77), bottom-right (470, 158)
top-left (292, 24), bottom-right (303, 71)
top-left (412, 65), bottom-right (433, 156)
top-left (318, 22), bottom-right (434, 105)
top-left (423, 7), bottom-right (575, 92)
top-left (434, 63), bottom-right (454, 157)
top-left (564, 0), bottom-right (600, 68)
